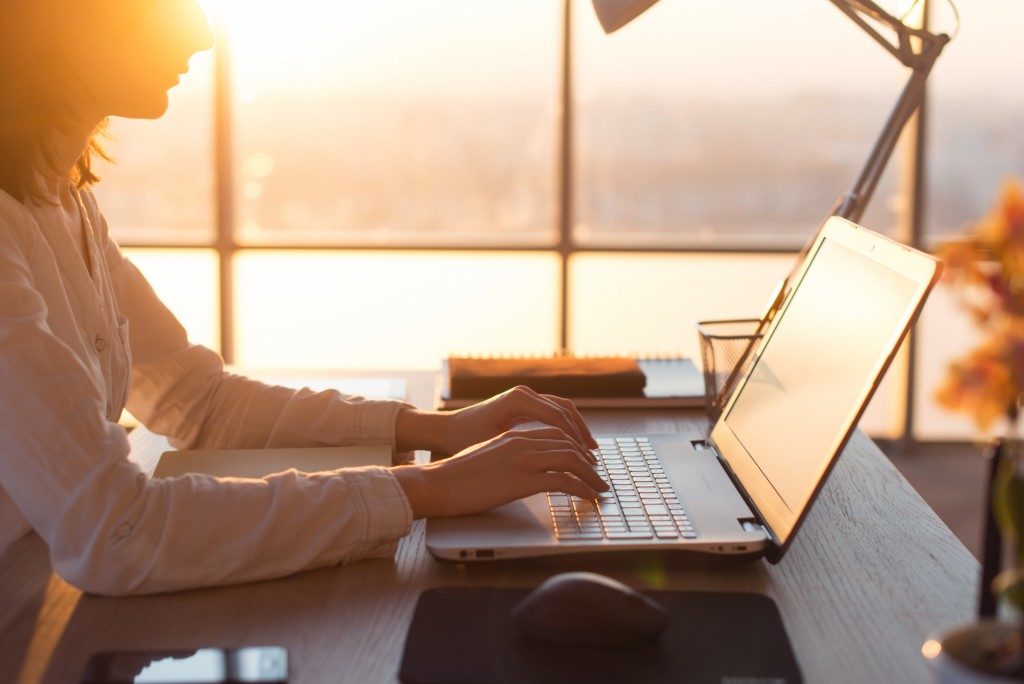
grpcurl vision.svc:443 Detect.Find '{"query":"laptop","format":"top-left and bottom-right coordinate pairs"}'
top-left (426, 217), bottom-right (942, 564)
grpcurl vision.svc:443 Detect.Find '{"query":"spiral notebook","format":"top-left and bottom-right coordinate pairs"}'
top-left (436, 355), bottom-right (705, 410)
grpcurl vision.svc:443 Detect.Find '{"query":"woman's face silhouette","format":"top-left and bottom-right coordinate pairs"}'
top-left (60, 0), bottom-right (215, 121)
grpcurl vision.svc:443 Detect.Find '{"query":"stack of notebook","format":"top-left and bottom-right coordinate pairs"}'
top-left (436, 355), bottom-right (704, 410)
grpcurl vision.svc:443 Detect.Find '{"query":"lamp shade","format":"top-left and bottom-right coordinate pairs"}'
top-left (592, 0), bottom-right (661, 33)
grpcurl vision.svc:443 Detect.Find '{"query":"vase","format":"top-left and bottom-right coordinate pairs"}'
top-left (924, 621), bottom-right (1024, 682)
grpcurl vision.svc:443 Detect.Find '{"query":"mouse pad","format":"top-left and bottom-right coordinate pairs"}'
top-left (400, 587), bottom-right (802, 684)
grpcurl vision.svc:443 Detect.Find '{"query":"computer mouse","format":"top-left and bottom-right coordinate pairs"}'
top-left (511, 572), bottom-right (670, 646)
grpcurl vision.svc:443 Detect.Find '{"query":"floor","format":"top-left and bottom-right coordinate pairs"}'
top-left (884, 440), bottom-right (987, 560)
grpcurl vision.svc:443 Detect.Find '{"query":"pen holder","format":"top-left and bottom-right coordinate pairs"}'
top-left (697, 318), bottom-right (765, 423)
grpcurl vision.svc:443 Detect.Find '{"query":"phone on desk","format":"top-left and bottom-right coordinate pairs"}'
top-left (80, 646), bottom-right (288, 684)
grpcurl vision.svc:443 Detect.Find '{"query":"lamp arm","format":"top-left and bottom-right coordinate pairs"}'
top-left (757, 5), bottom-right (951, 330)
top-left (828, 0), bottom-right (948, 68)
top-left (839, 33), bottom-right (948, 223)
top-left (758, 40), bottom-right (944, 330)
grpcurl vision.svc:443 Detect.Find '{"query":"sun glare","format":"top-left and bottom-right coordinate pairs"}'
top-left (195, 1), bottom-right (560, 99)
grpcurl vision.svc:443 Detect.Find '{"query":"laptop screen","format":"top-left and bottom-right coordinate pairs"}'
top-left (715, 225), bottom-right (934, 549)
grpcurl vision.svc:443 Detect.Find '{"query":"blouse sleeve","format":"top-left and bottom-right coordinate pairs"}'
top-left (0, 195), bottom-right (413, 596)
top-left (81, 190), bottom-right (415, 458)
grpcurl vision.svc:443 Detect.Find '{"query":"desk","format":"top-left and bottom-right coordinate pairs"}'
top-left (1, 371), bottom-right (978, 683)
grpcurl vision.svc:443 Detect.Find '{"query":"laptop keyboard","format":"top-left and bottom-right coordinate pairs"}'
top-left (547, 436), bottom-right (696, 541)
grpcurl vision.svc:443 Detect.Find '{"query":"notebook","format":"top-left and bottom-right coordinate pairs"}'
top-left (436, 356), bottom-right (704, 410)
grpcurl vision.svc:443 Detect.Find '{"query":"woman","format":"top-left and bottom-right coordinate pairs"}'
top-left (0, 0), bottom-right (607, 596)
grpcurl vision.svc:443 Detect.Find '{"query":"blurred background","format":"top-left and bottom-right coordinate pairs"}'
top-left (95, 0), bottom-right (1024, 553)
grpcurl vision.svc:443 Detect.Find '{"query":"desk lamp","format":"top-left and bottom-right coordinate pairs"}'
top-left (592, 0), bottom-right (956, 322)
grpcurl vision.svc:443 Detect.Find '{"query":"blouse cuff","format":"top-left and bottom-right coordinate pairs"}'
top-left (349, 467), bottom-right (413, 558)
top-left (357, 399), bottom-right (415, 451)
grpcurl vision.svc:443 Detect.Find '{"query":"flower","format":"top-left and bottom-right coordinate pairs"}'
top-left (935, 321), bottom-right (1024, 431)
top-left (935, 179), bottom-right (1024, 432)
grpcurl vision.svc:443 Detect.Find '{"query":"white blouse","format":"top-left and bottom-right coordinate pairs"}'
top-left (0, 186), bottom-right (415, 596)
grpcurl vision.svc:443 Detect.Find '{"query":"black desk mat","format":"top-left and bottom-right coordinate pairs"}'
top-left (400, 587), bottom-right (802, 684)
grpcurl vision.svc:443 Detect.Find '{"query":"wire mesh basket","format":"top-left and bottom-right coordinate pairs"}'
top-left (697, 318), bottom-right (765, 422)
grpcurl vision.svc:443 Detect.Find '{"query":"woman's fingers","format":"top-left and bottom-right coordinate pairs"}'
top-left (502, 433), bottom-right (596, 464)
top-left (530, 449), bottom-right (609, 493)
top-left (511, 386), bottom-right (589, 448)
top-left (508, 425), bottom-right (571, 440)
top-left (537, 472), bottom-right (600, 501)
top-left (541, 393), bottom-right (597, 448)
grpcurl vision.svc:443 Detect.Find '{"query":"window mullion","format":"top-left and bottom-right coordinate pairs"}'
top-left (214, 25), bottom-right (236, 363)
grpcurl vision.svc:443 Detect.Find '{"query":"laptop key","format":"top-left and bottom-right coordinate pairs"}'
top-left (607, 531), bottom-right (653, 539)
top-left (643, 504), bottom-right (668, 516)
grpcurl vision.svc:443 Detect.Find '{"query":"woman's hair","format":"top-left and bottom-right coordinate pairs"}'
top-left (0, 3), bottom-right (108, 204)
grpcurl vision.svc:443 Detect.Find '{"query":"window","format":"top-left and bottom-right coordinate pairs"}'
top-left (121, 249), bottom-right (220, 352)
top-left (234, 252), bottom-right (559, 369)
top-left (225, 1), bottom-right (560, 246)
top-left (88, 0), bottom-right (1023, 445)
top-left (94, 53), bottom-right (215, 246)
top-left (573, 0), bottom-right (907, 248)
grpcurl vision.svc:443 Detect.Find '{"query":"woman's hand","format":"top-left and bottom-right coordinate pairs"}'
top-left (391, 426), bottom-right (609, 519)
top-left (396, 385), bottom-right (597, 456)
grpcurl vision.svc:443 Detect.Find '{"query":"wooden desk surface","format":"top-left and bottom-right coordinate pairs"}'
top-left (1, 371), bottom-right (978, 684)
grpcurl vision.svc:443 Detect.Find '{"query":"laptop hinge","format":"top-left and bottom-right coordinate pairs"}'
top-left (740, 519), bottom-right (767, 534)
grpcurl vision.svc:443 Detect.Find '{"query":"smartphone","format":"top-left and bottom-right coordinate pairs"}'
top-left (80, 646), bottom-right (288, 684)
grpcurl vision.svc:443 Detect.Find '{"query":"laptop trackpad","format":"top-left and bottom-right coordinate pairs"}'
top-left (426, 494), bottom-right (553, 557)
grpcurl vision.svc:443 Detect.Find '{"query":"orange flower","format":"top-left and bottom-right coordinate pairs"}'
top-left (982, 180), bottom-right (1024, 248)
top-left (935, 178), bottom-right (1024, 431)
top-left (938, 238), bottom-right (985, 286)
top-left (935, 335), bottom-right (1018, 431)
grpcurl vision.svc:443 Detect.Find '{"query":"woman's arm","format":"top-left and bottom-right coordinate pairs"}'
top-left (0, 205), bottom-right (411, 596)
